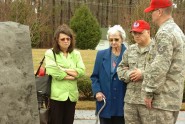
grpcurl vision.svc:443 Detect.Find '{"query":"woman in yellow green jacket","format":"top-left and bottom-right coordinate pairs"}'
top-left (45, 24), bottom-right (85, 124)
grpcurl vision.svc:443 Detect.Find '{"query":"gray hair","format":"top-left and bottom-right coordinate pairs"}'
top-left (107, 25), bottom-right (126, 41)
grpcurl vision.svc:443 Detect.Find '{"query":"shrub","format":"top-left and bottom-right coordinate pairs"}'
top-left (70, 5), bottom-right (101, 50)
top-left (77, 75), bottom-right (93, 100)
top-left (30, 22), bottom-right (40, 47)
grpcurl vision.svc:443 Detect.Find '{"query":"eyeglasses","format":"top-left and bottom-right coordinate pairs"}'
top-left (59, 37), bottom-right (71, 42)
top-left (131, 31), bottom-right (144, 36)
top-left (60, 37), bottom-right (71, 41)
top-left (60, 37), bottom-right (71, 42)
top-left (109, 38), bottom-right (120, 42)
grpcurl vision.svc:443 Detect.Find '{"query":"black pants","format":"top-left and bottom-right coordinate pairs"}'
top-left (100, 116), bottom-right (125, 124)
top-left (49, 98), bottom-right (76, 124)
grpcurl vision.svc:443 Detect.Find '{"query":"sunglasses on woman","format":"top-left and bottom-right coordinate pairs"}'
top-left (109, 38), bottom-right (120, 42)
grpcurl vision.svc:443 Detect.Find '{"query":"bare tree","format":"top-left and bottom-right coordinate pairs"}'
top-left (67, 0), bottom-right (71, 23)
top-left (60, 0), bottom-right (63, 24)
top-left (52, 0), bottom-right (55, 33)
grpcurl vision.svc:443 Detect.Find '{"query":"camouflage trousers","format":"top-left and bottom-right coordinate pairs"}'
top-left (124, 103), bottom-right (179, 124)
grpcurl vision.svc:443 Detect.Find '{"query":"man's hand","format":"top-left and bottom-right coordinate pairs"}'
top-left (130, 68), bottom-right (142, 82)
top-left (144, 98), bottom-right (153, 109)
top-left (123, 67), bottom-right (129, 70)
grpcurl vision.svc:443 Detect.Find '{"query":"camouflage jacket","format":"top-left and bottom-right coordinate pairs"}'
top-left (142, 18), bottom-right (185, 111)
top-left (117, 40), bottom-right (155, 104)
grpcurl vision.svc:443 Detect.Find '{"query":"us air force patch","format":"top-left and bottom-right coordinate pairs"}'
top-left (133, 22), bottom-right (139, 28)
top-left (157, 45), bottom-right (167, 54)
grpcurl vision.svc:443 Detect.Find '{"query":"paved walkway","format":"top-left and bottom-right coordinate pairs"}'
top-left (74, 110), bottom-right (185, 124)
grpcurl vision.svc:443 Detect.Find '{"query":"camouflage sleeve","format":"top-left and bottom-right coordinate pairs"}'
top-left (117, 48), bottom-right (132, 83)
top-left (143, 32), bottom-right (173, 97)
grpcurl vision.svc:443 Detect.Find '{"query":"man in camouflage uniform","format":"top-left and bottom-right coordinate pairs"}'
top-left (117, 20), bottom-right (155, 124)
top-left (143, 0), bottom-right (185, 123)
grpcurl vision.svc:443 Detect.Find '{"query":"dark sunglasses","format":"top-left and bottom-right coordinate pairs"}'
top-left (109, 38), bottom-right (120, 42)
top-left (60, 37), bottom-right (71, 42)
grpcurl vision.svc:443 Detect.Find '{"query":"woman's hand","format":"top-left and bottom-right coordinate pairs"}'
top-left (64, 75), bottom-right (75, 80)
top-left (65, 69), bottom-right (78, 77)
top-left (59, 66), bottom-right (78, 77)
top-left (96, 92), bottom-right (106, 101)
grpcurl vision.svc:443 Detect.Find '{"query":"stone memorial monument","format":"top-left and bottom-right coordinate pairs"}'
top-left (0, 22), bottom-right (39, 124)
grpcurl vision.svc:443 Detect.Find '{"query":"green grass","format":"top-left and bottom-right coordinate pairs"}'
top-left (76, 100), bottom-right (96, 110)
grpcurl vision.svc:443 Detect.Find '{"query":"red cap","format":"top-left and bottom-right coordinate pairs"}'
top-left (130, 20), bottom-right (150, 33)
top-left (144, 0), bottom-right (173, 13)
top-left (38, 67), bottom-right (45, 77)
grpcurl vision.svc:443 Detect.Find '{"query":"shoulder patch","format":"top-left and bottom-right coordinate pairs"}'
top-left (157, 44), bottom-right (167, 54)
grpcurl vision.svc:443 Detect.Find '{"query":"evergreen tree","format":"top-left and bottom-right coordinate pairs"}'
top-left (70, 5), bottom-right (101, 49)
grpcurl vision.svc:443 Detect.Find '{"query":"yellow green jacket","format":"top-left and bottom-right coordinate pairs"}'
top-left (45, 49), bottom-right (85, 102)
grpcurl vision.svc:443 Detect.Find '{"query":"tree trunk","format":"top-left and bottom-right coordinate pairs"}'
top-left (68, 0), bottom-right (71, 24)
top-left (52, 0), bottom-right (55, 34)
top-left (97, 0), bottom-right (101, 25)
top-left (60, 0), bottom-right (63, 24)
top-left (106, 0), bottom-right (109, 26)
